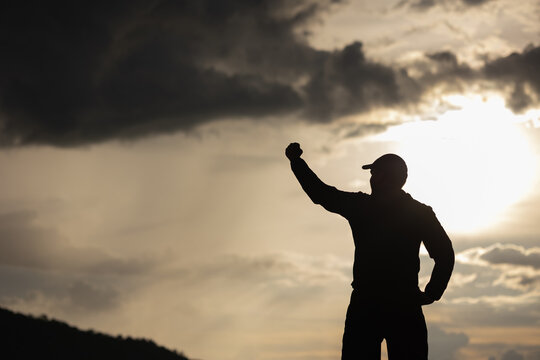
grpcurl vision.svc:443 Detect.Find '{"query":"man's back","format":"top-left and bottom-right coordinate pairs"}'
top-left (343, 191), bottom-right (453, 305)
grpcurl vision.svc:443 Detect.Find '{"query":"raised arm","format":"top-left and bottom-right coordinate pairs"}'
top-left (285, 142), bottom-right (356, 216)
top-left (421, 207), bottom-right (455, 303)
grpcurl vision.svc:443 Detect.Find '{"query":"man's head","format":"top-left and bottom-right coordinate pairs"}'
top-left (362, 154), bottom-right (408, 194)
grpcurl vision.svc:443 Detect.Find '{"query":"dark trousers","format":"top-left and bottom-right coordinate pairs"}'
top-left (341, 291), bottom-right (428, 360)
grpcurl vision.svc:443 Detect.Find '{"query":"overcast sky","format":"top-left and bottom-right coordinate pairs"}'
top-left (1, 1), bottom-right (540, 359)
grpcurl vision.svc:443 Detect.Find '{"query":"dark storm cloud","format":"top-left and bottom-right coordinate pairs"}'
top-left (0, 0), bottom-right (306, 146)
top-left (0, 0), bottom-right (310, 146)
top-left (1, 1), bottom-right (537, 147)
top-left (461, 0), bottom-right (491, 5)
top-left (483, 45), bottom-right (540, 112)
top-left (0, 0), bottom-right (408, 146)
top-left (0, 211), bottom-right (152, 274)
top-left (411, 45), bottom-right (540, 111)
top-left (303, 41), bottom-right (403, 120)
top-left (414, 50), bottom-right (475, 88)
top-left (426, 51), bottom-right (459, 65)
top-left (410, 0), bottom-right (437, 10)
top-left (334, 122), bottom-right (392, 139)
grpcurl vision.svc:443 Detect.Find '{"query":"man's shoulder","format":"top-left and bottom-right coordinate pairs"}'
top-left (349, 191), bottom-right (370, 202)
top-left (402, 192), bottom-right (436, 215)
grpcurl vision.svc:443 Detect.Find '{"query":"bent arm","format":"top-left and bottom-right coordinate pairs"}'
top-left (422, 209), bottom-right (455, 301)
top-left (289, 157), bottom-right (355, 216)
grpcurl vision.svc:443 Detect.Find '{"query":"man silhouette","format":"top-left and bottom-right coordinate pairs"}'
top-left (285, 142), bottom-right (454, 360)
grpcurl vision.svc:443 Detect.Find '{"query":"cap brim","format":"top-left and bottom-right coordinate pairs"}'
top-left (361, 164), bottom-right (373, 170)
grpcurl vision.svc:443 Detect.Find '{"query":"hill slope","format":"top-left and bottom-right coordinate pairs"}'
top-left (0, 307), bottom-right (189, 360)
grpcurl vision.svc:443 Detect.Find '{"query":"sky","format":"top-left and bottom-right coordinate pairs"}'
top-left (1, 0), bottom-right (540, 359)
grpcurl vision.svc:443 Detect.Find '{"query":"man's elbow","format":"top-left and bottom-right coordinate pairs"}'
top-left (302, 190), bottom-right (322, 205)
top-left (435, 249), bottom-right (455, 274)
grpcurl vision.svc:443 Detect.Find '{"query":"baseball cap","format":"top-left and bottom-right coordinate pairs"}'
top-left (362, 154), bottom-right (408, 179)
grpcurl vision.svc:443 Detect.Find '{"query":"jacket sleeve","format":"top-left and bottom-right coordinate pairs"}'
top-left (290, 158), bottom-right (357, 217)
top-left (421, 207), bottom-right (455, 301)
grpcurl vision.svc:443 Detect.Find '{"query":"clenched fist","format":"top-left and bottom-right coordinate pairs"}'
top-left (285, 142), bottom-right (303, 160)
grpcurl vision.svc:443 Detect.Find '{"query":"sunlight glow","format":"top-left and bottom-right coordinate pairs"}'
top-left (372, 95), bottom-right (537, 233)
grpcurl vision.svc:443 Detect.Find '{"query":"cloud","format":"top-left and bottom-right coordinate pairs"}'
top-left (0, 0), bottom-right (414, 147)
top-left (0, 211), bottom-right (153, 274)
top-left (0, 0), bottom-right (324, 146)
top-left (1, 279), bottom-right (120, 314)
top-left (0, 0), bottom-right (537, 147)
top-left (0, 0), bottom-right (313, 146)
top-left (461, 0), bottom-right (491, 4)
top-left (406, 45), bottom-right (540, 112)
top-left (149, 251), bottom-right (354, 319)
top-left (411, 0), bottom-right (437, 10)
top-left (487, 348), bottom-right (540, 360)
top-left (0, 210), bottom-right (153, 314)
top-left (428, 325), bottom-right (469, 360)
top-left (458, 243), bottom-right (540, 269)
top-left (302, 41), bottom-right (403, 120)
top-left (480, 245), bottom-right (540, 269)
top-left (66, 281), bottom-right (119, 312)
top-left (493, 269), bottom-right (540, 291)
top-left (448, 272), bottom-right (477, 287)
top-left (483, 45), bottom-right (540, 112)
top-left (396, 0), bottom-right (492, 11)
top-left (450, 290), bottom-right (540, 308)
top-left (501, 349), bottom-right (525, 360)
top-left (416, 51), bottom-right (475, 89)
top-left (441, 247), bottom-right (540, 328)
top-left (451, 242), bottom-right (540, 293)
top-left (171, 252), bottom-right (352, 289)
top-left (444, 291), bottom-right (540, 328)
top-left (426, 51), bottom-right (460, 65)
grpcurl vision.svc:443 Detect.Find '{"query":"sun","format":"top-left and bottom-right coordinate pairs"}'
top-left (371, 94), bottom-right (537, 234)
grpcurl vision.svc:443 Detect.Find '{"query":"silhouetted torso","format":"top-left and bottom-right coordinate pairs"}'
top-left (290, 158), bottom-right (453, 305)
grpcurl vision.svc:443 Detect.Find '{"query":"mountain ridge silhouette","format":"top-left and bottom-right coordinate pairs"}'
top-left (0, 306), bottom-right (190, 360)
